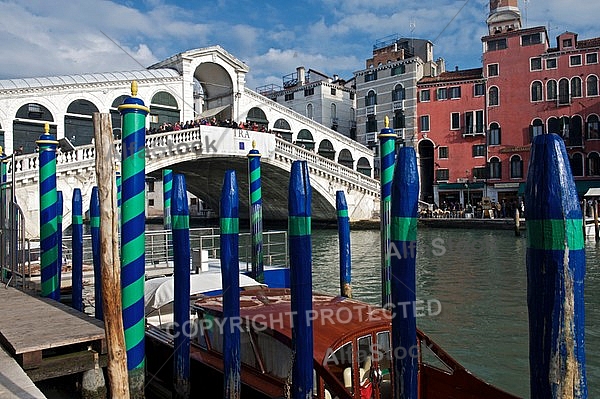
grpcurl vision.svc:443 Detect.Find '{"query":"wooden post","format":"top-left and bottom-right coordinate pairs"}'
top-left (93, 112), bottom-right (130, 399)
top-left (594, 200), bottom-right (599, 242)
top-left (514, 208), bottom-right (521, 237)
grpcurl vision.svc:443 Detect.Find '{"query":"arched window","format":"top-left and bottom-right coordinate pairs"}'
top-left (530, 118), bottom-right (544, 141)
top-left (559, 116), bottom-right (570, 139)
top-left (247, 107), bottom-right (269, 128)
top-left (488, 122), bottom-right (501, 145)
top-left (489, 157), bottom-right (502, 179)
top-left (111, 95), bottom-right (130, 138)
top-left (357, 157), bottom-right (372, 177)
top-left (14, 103), bottom-right (55, 154)
top-left (488, 86), bottom-right (499, 106)
top-left (587, 115), bottom-right (599, 139)
top-left (571, 77), bottom-right (582, 98)
top-left (547, 117), bottom-right (560, 134)
top-left (587, 75), bottom-right (599, 96)
top-left (338, 149), bottom-right (354, 169)
top-left (393, 110), bottom-right (405, 129)
top-left (317, 139), bottom-right (335, 160)
top-left (331, 103), bottom-right (337, 119)
top-left (365, 90), bottom-right (377, 106)
top-left (65, 99), bottom-right (100, 146)
top-left (546, 79), bottom-right (557, 101)
top-left (531, 81), bottom-right (543, 102)
top-left (510, 155), bottom-right (523, 178)
top-left (392, 84), bottom-right (405, 102)
top-left (570, 153), bottom-right (584, 177)
top-left (569, 115), bottom-right (583, 146)
top-left (588, 152), bottom-right (600, 176)
top-left (330, 103), bottom-right (337, 131)
top-left (150, 91), bottom-right (180, 131)
top-left (273, 118), bottom-right (292, 142)
top-left (558, 78), bottom-right (570, 104)
top-left (296, 129), bottom-right (315, 150)
top-left (306, 103), bottom-right (313, 119)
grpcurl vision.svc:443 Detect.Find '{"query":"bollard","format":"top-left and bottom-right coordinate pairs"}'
top-left (336, 190), bottom-right (351, 298)
top-left (220, 170), bottom-right (241, 399)
top-left (71, 188), bottom-right (83, 312)
top-left (247, 142), bottom-right (264, 283)
top-left (289, 160), bottom-right (314, 399)
top-left (90, 186), bottom-right (103, 320)
top-left (379, 116), bottom-right (396, 307)
top-left (36, 124), bottom-right (60, 300)
top-left (525, 133), bottom-right (588, 398)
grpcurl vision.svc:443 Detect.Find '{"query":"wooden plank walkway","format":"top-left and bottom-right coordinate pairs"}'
top-left (0, 286), bottom-right (106, 382)
top-left (0, 344), bottom-right (46, 399)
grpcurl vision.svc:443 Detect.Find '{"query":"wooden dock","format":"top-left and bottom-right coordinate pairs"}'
top-left (0, 286), bottom-right (106, 383)
top-left (0, 344), bottom-right (46, 398)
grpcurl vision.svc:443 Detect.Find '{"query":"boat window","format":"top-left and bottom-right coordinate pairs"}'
top-left (325, 342), bottom-right (354, 394)
top-left (357, 335), bottom-right (373, 397)
top-left (421, 339), bottom-right (453, 374)
top-left (192, 316), bottom-right (208, 349)
top-left (240, 329), bottom-right (259, 368)
top-left (204, 314), bottom-right (223, 353)
top-left (376, 331), bottom-right (393, 399)
top-left (256, 331), bottom-right (293, 379)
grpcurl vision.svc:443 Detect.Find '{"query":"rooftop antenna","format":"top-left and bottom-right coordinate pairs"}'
top-left (409, 18), bottom-right (416, 56)
top-left (523, 0), bottom-right (529, 28)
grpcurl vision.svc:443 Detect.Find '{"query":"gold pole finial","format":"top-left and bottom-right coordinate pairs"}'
top-left (252, 140), bottom-right (256, 149)
top-left (384, 116), bottom-right (389, 128)
top-left (44, 122), bottom-right (50, 134)
top-left (0, 145), bottom-right (3, 156)
top-left (131, 81), bottom-right (138, 97)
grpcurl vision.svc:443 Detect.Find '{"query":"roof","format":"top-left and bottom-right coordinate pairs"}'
top-left (578, 37), bottom-right (600, 49)
top-left (0, 69), bottom-right (180, 91)
top-left (419, 68), bottom-right (483, 85)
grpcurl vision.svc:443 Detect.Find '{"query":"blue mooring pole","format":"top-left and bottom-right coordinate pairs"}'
top-left (171, 174), bottom-right (191, 399)
top-left (525, 133), bottom-right (588, 399)
top-left (289, 160), bottom-right (314, 399)
top-left (390, 146), bottom-right (419, 399)
top-left (220, 170), bottom-right (241, 399)
top-left (56, 190), bottom-right (63, 297)
top-left (71, 188), bottom-right (83, 312)
top-left (90, 186), bottom-right (103, 320)
top-left (336, 190), bottom-right (352, 298)
top-left (379, 117), bottom-right (396, 307)
top-left (247, 142), bottom-right (264, 283)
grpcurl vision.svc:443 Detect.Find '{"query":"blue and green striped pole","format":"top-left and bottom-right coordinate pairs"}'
top-left (118, 81), bottom-right (149, 395)
top-left (525, 133), bottom-right (588, 398)
top-left (90, 186), bottom-right (103, 320)
top-left (163, 169), bottom-right (172, 230)
top-left (390, 146), bottom-right (419, 399)
top-left (171, 174), bottom-right (190, 399)
top-left (71, 188), bottom-right (83, 312)
top-left (0, 147), bottom-right (6, 281)
top-left (379, 116), bottom-right (396, 308)
top-left (220, 170), bottom-right (240, 399)
top-left (116, 169), bottom-right (122, 233)
top-left (336, 190), bottom-right (351, 298)
top-left (37, 123), bottom-right (60, 300)
top-left (289, 160), bottom-right (313, 399)
top-left (247, 142), bottom-right (264, 283)
top-left (56, 190), bottom-right (63, 298)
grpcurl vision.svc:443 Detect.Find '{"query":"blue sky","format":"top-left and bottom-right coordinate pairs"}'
top-left (0, 0), bottom-right (599, 90)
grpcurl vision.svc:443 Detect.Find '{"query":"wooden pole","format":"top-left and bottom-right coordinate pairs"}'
top-left (514, 208), bottom-right (521, 237)
top-left (93, 112), bottom-right (130, 399)
top-left (594, 200), bottom-right (599, 242)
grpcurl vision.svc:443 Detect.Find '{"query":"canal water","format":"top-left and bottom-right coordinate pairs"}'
top-left (310, 227), bottom-right (599, 398)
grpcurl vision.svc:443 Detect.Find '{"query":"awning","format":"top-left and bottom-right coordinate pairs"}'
top-left (517, 182), bottom-right (527, 195)
top-left (576, 180), bottom-right (600, 196)
top-left (437, 182), bottom-right (485, 190)
top-left (198, 104), bottom-right (231, 119)
top-left (585, 188), bottom-right (600, 197)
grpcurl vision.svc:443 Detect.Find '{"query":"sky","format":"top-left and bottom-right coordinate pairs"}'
top-left (0, 0), bottom-right (599, 90)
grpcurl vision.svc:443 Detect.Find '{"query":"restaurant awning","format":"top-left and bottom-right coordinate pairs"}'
top-left (437, 182), bottom-right (485, 190)
top-left (577, 180), bottom-right (600, 196)
top-left (197, 104), bottom-right (231, 119)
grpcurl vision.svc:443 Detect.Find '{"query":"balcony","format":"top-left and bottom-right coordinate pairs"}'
top-left (394, 128), bottom-right (405, 139)
top-left (393, 100), bottom-right (404, 110)
top-left (463, 125), bottom-right (485, 137)
top-left (366, 105), bottom-right (376, 116)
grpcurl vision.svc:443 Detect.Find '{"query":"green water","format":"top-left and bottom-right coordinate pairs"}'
top-left (310, 228), bottom-right (599, 398)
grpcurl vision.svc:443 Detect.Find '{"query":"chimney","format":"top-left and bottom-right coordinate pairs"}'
top-left (297, 66), bottom-right (306, 86)
top-left (333, 74), bottom-right (339, 82)
top-left (455, 65), bottom-right (459, 72)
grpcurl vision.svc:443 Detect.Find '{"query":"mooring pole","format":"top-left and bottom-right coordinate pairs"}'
top-left (525, 133), bottom-right (588, 399)
top-left (220, 170), bottom-right (241, 399)
top-left (594, 199), bottom-right (599, 242)
top-left (163, 169), bottom-right (173, 231)
top-left (57, 190), bottom-right (63, 296)
top-left (247, 141), bottom-right (264, 283)
top-left (379, 116), bottom-right (396, 308)
top-left (390, 146), bottom-right (419, 399)
top-left (336, 190), bottom-right (352, 298)
top-left (90, 186), bottom-right (103, 320)
top-left (0, 147), bottom-right (6, 282)
top-left (172, 173), bottom-right (191, 399)
top-left (71, 188), bottom-right (83, 312)
top-left (118, 81), bottom-right (149, 398)
top-left (289, 160), bottom-right (313, 399)
top-left (37, 123), bottom-right (60, 300)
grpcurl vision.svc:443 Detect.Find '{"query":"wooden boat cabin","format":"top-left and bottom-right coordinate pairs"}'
top-left (145, 288), bottom-right (519, 398)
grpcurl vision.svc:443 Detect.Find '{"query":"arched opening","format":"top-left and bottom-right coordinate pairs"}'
top-left (510, 155), bottom-right (523, 178)
top-left (194, 62), bottom-right (233, 121)
top-left (318, 139), bottom-right (335, 160)
top-left (587, 114), bottom-right (599, 139)
top-left (296, 129), bottom-right (314, 150)
top-left (65, 99), bottom-right (99, 146)
top-left (588, 152), bottom-right (600, 176)
top-left (570, 153), bottom-right (584, 177)
top-left (547, 117), bottom-right (560, 135)
top-left (150, 91), bottom-right (180, 132)
top-left (306, 103), bottom-right (314, 119)
top-left (489, 157), bottom-right (502, 179)
top-left (338, 149), bottom-right (354, 169)
top-left (273, 118), bottom-right (292, 142)
top-left (13, 103), bottom-right (55, 154)
top-left (245, 107), bottom-right (269, 130)
top-left (357, 157), bottom-right (372, 177)
top-left (110, 95), bottom-right (129, 139)
top-left (418, 140), bottom-right (434, 203)
top-left (530, 118), bottom-right (544, 142)
top-left (570, 115), bottom-right (583, 146)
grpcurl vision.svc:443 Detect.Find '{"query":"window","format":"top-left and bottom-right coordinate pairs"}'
top-left (393, 110), bottom-right (405, 129)
top-left (489, 123), bottom-right (501, 145)
top-left (588, 153), bottom-right (600, 176)
top-left (147, 180), bottom-right (155, 192)
top-left (438, 146), bottom-right (449, 159)
top-left (420, 90), bottom-right (430, 102)
top-left (285, 92), bottom-right (294, 101)
top-left (558, 78), bottom-right (570, 105)
top-left (451, 112), bottom-right (460, 130)
top-left (331, 103), bottom-right (337, 119)
top-left (437, 87), bottom-right (447, 100)
top-left (510, 155), bottom-right (523, 178)
top-left (392, 85), bottom-right (405, 101)
top-left (306, 103), bottom-right (313, 119)
top-left (365, 70), bottom-right (377, 82)
top-left (420, 115), bottom-right (430, 132)
top-left (522, 33), bottom-right (541, 46)
top-left (586, 53), bottom-right (598, 64)
top-left (530, 57), bottom-right (542, 71)
top-left (366, 115), bottom-right (377, 133)
top-left (570, 153), bottom-right (584, 177)
top-left (531, 81), bottom-right (543, 101)
top-left (473, 167), bottom-right (487, 179)
top-left (530, 119), bottom-right (544, 141)
top-left (472, 144), bottom-right (486, 157)
top-left (546, 58), bottom-right (557, 69)
top-left (489, 157), bottom-right (501, 179)
top-left (488, 64), bottom-right (499, 77)
top-left (487, 38), bottom-right (507, 51)
top-left (489, 86), bottom-right (499, 106)
top-left (449, 86), bottom-right (461, 99)
top-left (587, 76), bottom-right (599, 96)
top-left (587, 115), bottom-right (599, 139)
top-left (436, 169), bottom-right (449, 181)
top-left (304, 87), bottom-right (314, 96)
top-left (365, 90), bottom-right (377, 106)
top-left (570, 55), bottom-right (582, 66)
top-left (148, 199), bottom-right (155, 207)
top-left (391, 64), bottom-right (405, 75)
top-left (559, 116), bottom-right (570, 139)
top-left (571, 77), bottom-right (582, 98)
top-left (563, 38), bottom-right (573, 48)
top-left (330, 88), bottom-right (337, 96)
top-left (465, 111), bottom-right (474, 134)
top-left (350, 92), bottom-right (355, 100)
top-left (476, 110), bottom-right (484, 133)
top-left (474, 83), bottom-right (485, 96)
top-left (547, 80), bottom-right (557, 100)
